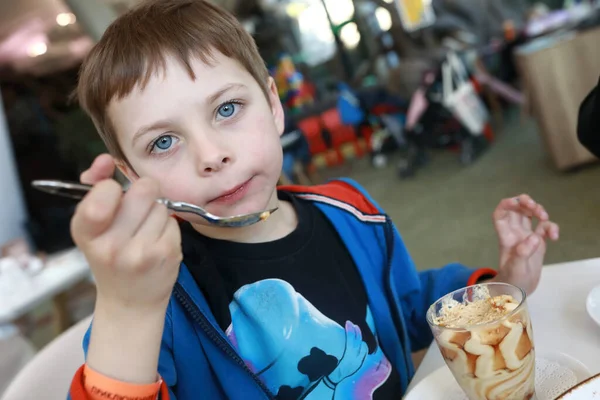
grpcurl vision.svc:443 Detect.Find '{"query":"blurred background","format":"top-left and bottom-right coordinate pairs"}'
top-left (1, 0), bottom-right (600, 397)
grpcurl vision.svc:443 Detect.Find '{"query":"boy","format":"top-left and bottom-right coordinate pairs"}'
top-left (68, 1), bottom-right (559, 399)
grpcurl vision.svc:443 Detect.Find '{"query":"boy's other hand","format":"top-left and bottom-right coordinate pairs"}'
top-left (492, 194), bottom-right (559, 295)
top-left (80, 153), bottom-right (116, 185)
top-left (71, 177), bottom-right (182, 315)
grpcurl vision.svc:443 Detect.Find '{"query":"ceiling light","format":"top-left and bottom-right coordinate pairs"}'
top-left (286, 3), bottom-right (307, 18)
top-left (376, 7), bottom-right (393, 31)
top-left (340, 22), bottom-right (361, 49)
top-left (324, 0), bottom-right (354, 25)
top-left (27, 42), bottom-right (47, 57)
top-left (56, 12), bottom-right (77, 27)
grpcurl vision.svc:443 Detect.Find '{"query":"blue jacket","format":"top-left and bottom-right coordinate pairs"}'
top-left (77, 179), bottom-right (482, 399)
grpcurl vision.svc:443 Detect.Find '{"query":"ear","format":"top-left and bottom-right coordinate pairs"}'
top-left (267, 77), bottom-right (285, 137)
top-left (115, 159), bottom-right (139, 182)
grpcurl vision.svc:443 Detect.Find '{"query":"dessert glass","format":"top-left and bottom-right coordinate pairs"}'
top-left (426, 283), bottom-right (535, 400)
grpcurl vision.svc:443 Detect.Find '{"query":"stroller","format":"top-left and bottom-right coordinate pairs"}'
top-left (398, 52), bottom-right (491, 178)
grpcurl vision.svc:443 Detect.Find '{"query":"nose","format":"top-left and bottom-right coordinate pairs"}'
top-left (193, 136), bottom-right (234, 176)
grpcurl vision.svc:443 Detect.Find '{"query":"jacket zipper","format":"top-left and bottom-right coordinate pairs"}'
top-left (173, 283), bottom-right (275, 399)
top-left (383, 218), bottom-right (413, 389)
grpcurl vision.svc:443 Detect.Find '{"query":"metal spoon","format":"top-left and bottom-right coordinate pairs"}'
top-left (31, 180), bottom-right (277, 228)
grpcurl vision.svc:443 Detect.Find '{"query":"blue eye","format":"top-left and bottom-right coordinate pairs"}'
top-left (151, 135), bottom-right (177, 154)
top-left (155, 136), bottom-right (172, 149)
top-left (217, 102), bottom-right (237, 118)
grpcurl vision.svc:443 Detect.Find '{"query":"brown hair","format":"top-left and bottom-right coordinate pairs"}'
top-left (77, 0), bottom-right (270, 163)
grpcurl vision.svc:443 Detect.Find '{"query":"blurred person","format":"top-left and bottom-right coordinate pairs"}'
top-left (1, 81), bottom-right (77, 252)
top-left (66, 1), bottom-right (559, 399)
top-left (1, 82), bottom-right (51, 145)
top-left (578, 76), bottom-right (600, 157)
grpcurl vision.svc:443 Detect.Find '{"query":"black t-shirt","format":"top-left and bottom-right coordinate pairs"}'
top-left (181, 192), bottom-right (402, 399)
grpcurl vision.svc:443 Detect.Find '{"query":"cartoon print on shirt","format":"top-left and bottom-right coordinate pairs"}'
top-left (225, 279), bottom-right (392, 399)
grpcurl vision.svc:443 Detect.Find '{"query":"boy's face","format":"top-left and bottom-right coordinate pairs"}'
top-left (107, 52), bottom-right (285, 224)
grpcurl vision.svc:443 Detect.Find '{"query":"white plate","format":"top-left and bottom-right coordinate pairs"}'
top-left (404, 352), bottom-right (591, 400)
top-left (586, 285), bottom-right (600, 327)
top-left (555, 373), bottom-right (600, 399)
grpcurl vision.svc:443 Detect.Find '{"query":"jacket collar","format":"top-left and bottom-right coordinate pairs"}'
top-left (279, 179), bottom-right (386, 224)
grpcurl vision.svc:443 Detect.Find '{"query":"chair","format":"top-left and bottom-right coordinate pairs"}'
top-left (297, 116), bottom-right (327, 156)
top-left (1, 316), bottom-right (92, 400)
top-left (297, 115), bottom-right (339, 169)
top-left (0, 328), bottom-right (35, 395)
top-left (321, 108), bottom-right (364, 161)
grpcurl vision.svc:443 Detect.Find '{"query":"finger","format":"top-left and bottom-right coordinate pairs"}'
top-left (354, 322), bottom-right (363, 341)
top-left (345, 321), bottom-right (359, 343)
top-left (494, 196), bottom-right (533, 220)
top-left (349, 321), bottom-right (358, 341)
top-left (521, 197), bottom-right (549, 221)
top-left (133, 202), bottom-right (170, 243)
top-left (515, 194), bottom-right (535, 208)
top-left (511, 207), bottom-right (531, 232)
top-left (531, 202), bottom-right (549, 221)
top-left (515, 234), bottom-right (542, 258)
top-left (145, 216), bottom-right (182, 272)
top-left (107, 178), bottom-right (161, 242)
top-left (494, 197), bottom-right (532, 233)
top-left (535, 221), bottom-right (560, 241)
top-left (71, 179), bottom-right (123, 243)
top-left (161, 216), bottom-right (182, 256)
top-left (358, 341), bottom-right (368, 361)
top-left (80, 154), bottom-right (116, 185)
top-left (494, 195), bottom-right (547, 221)
top-left (537, 204), bottom-right (549, 221)
top-left (348, 322), bottom-right (363, 353)
top-left (514, 194), bottom-right (540, 219)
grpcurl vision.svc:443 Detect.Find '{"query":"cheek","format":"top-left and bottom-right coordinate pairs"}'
top-left (159, 176), bottom-right (193, 201)
top-left (241, 115), bottom-right (283, 163)
top-left (133, 160), bottom-right (197, 202)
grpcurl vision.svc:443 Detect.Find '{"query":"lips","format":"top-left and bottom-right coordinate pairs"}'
top-left (208, 178), bottom-right (253, 205)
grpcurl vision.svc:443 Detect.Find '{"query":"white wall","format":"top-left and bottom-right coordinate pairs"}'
top-left (0, 91), bottom-right (27, 247)
top-left (65, 0), bottom-right (118, 42)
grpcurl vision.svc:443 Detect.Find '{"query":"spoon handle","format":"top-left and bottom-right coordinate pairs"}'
top-left (32, 180), bottom-right (173, 208)
top-left (31, 180), bottom-right (276, 228)
top-left (32, 180), bottom-right (96, 200)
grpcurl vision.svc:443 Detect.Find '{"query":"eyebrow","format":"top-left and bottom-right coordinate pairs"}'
top-left (131, 83), bottom-right (248, 145)
top-left (206, 83), bottom-right (247, 105)
top-left (132, 120), bottom-right (175, 145)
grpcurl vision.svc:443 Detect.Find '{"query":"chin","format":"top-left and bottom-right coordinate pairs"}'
top-left (207, 194), bottom-right (274, 218)
top-left (176, 175), bottom-right (278, 224)
top-left (175, 198), bottom-right (273, 228)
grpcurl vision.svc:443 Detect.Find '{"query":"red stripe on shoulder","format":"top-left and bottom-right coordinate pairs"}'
top-left (279, 181), bottom-right (382, 217)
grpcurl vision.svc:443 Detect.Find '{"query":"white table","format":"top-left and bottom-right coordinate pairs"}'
top-left (0, 248), bottom-right (90, 329)
top-left (407, 258), bottom-right (600, 393)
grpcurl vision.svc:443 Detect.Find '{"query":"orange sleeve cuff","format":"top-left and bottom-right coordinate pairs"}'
top-left (70, 366), bottom-right (90, 400)
top-left (69, 364), bottom-right (170, 400)
top-left (467, 268), bottom-right (498, 287)
top-left (83, 365), bottom-right (162, 400)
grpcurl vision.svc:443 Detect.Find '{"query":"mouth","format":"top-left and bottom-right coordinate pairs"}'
top-left (208, 177), bottom-right (254, 206)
